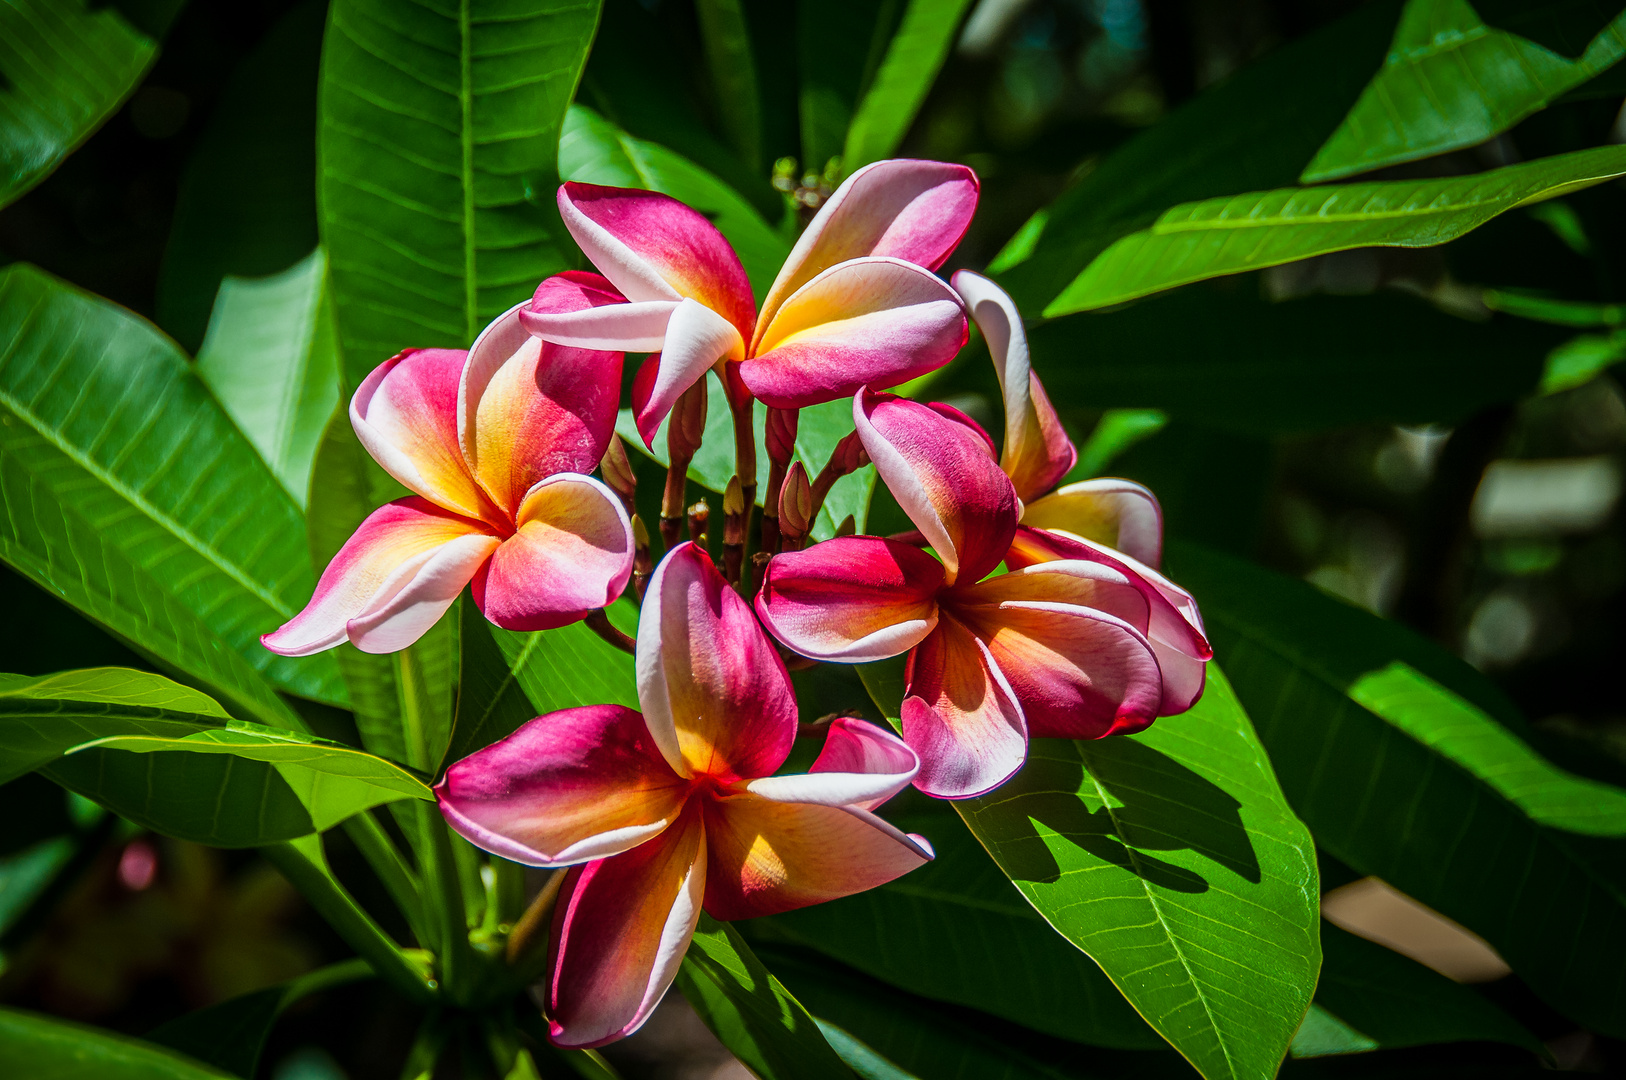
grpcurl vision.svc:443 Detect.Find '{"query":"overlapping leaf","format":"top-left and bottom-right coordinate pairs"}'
top-left (0, 265), bottom-right (339, 720)
top-left (1048, 146), bottom-right (1626, 314)
top-left (842, 0), bottom-right (976, 172)
top-left (0, 0), bottom-right (156, 210)
top-left (0, 1006), bottom-right (234, 1079)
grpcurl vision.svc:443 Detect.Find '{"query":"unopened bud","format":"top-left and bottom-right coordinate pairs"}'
top-left (668, 381), bottom-right (708, 463)
top-left (766, 407), bottom-right (799, 466)
top-left (724, 476), bottom-right (746, 517)
top-left (600, 436), bottom-right (636, 509)
top-left (828, 430), bottom-right (869, 476)
top-left (779, 462), bottom-right (813, 540)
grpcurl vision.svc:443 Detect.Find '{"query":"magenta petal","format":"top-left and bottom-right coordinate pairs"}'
top-left (756, 535), bottom-right (944, 662)
top-left (632, 299), bottom-right (743, 442)
top-left (903, 615), bottom-right (1028, 799)
top-left (1020, 478), bottom-right (1165, 568)
top-left (745, 718), bottom-right (920, 811)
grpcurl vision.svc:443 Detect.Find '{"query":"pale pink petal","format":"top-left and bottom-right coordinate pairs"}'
top-left (1020, 478), bottom-right (1164, 568)
top-left (637, 544), bottom-right (797, 782)
top-left (461, 303), bottom-right (622, 518)
top-left (924, 401), bottom-right (998, 459)
top-left (855, 390), bottom-right (1018, 586)
top-left (755, 536), bottom-right (944, 663)
top-left (903, 614), bottom-right (1027, 799)
top-left (744, 718), bottom-right (920, 811)
top-left (632, 298), bottom-right (745, 445)
top-left (351, 350), bottom-right (498, 524)
top-left (755, 160), bottom-right (978, 345)
top-left (436, 705), bottom-right (688, 867)
top-left (546, 806), bottom-right (706, 1049)
top-left (557, 182), bottom-right (756, 342)
top-left (263, 498), bottom-right (498, 657)
top-left (472, 474), bottom-right (633, 632)
top-left (741, 257), bottom-right (966, 409)
top-left (518, 271), bottom-right (677, 352)
top-left (952, 270), bottom-right (1076, 501)
top-left (702, 794), bottom-right (931, 920)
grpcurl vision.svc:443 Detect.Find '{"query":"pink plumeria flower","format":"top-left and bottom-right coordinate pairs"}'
top-left (756, 391), bottom-right (1211, 798)
top-left (953, 270), bottom-right (1165, 567)
top-left (263, 311), bottom-right (632, 655)
top-left (521, 159), bottom-right (979, 444)
top-left (435, 543), bottom-right (932, 1048)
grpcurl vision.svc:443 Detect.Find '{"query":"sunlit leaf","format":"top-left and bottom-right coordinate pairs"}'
top-left (488, 597), bottom-right (639, 718)
top-left (0, 1006), bottom-right (234, 1079)
top-left (842, 0), bottom-right (976, 172)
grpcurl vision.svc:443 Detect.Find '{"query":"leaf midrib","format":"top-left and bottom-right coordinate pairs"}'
top-left (458, 0), bottom-right (476, 343)
top-left (1153, 184), bottom-right (1589, 233)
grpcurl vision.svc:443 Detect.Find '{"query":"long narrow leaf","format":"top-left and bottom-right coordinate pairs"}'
top-left (842, 0), bottom-right (975, 172)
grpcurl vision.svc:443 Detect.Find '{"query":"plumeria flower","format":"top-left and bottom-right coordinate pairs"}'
top-left (953, 270), bottom-right (1165, 567)
top-left (521, 159), bottom-right (979, 444)
top-left (756, 391), bottom-right (1211, 798)
top-left (263, 312), bottom-right (632, 656)
top-left (435, 543), bottom-right (932, 1047)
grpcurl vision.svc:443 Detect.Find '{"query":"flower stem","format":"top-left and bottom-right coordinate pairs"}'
top-left (584, 608), bottom-right (635, 654)
top-left (342, 810), bottom-right (429, 946)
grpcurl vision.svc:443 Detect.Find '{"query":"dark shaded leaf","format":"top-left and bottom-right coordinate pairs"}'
top-left (0, 1007), bottom-right (232, 1079)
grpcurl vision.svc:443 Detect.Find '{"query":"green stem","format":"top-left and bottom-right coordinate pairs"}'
top-left (416, 800), bottom-right (472, 1000)
top-left (262, 840), bottom-right (436, 1004)
top-left (398, 1009), bottom-right (447, 1080)
top-left (343, 810), bottom-right (430, 946)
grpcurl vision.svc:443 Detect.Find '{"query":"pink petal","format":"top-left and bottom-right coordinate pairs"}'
top-left (518, 270), bottom-right (677, 352)
top-left (1019, 478), bottom-right (1165, 568)
top-left (461, 303), bottom-right (622, 518)
top-left (547, 806), bottom-right (706, 1048)
top-left (557, 182), bottom-right (756, 343)
top-left (755, 159), bottom-right (978, 345)
top-left (744, 717), bottom-right (920, 810)
top-left (755, 535), bottom-right (944, 662)
top-left (351, 349), bottom-right (498, 524)
top-left (263, 498), bottom-right (498, 657)
top-left (924, 401), bottom-right (998, 459)
top-left (903, 614), bottom-right (1028, 799)
top-left (855, 390), bottom-right (1019, 587)
top-left (436, 704), bottom-right (688, 866)
top-left (952, 270), bottom-right (1076, 501)
top-left (632, 298), bottom-right (745, 444)
top-left (702, 794), bottom-right (931, 920)
top-left (638, 543), bottom-right (797, 782)
top-left (472, 474), bottom-right (634, 632)
top-left (740, 257), bottom-right (966, 409)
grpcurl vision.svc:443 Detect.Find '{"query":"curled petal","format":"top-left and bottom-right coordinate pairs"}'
top-left (745, 718), bottom-right (920, 811)
top-left (903, 614), bottom-right (1027, 799)
top-left (952, 270), bottom-right (1076, 501)
top-left (741, 257), bottom-right (967, 409)
top-left (557, 182), bottom-right (755, 341)
top-left (1019, 478), bottom-right (1164, 568)
top-left (473, 474), bottom-right (634, 632)
top-left (461, 303), bottom-right (622, 517)
top-left (518, 271), bottom-right (676, 352)
top-left (352, 349), bottom-right (496, 523)
top-left (756, 159), bottom-right (978, 343)
top-left (638, 544), bottom-right (797, 781)
top-left (264, 498), bottom-right (497, 657)
top-left (547, 806), bottom-right (705, 1048)
top-left (856, 390), bottom-right (1018, 586)
top-left (702, 795), bottom-right (931, 920)
top-left (436, 705), bottom-right (688, 867)
top-left (632, 298), bottom-right (744, 447)
top-left (755, 536), bottom-right (944, 663)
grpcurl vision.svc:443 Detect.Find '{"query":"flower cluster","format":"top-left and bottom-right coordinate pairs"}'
top-left (264, 159), bottom-right (1209, 1047)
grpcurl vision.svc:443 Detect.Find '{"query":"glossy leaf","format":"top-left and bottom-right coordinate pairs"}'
top-left (1302, 0), bottom-right (1626, 183)
top-left (559, 104), bottom-right (790, 300)
top-left (1169, 539), bottom-right (1626, 1036)
top-left (994, 0), bottom-right (1402, 313)
top-left (441, 600), bottom-right (541, 771)
top-left (842, 0), bottom-right (976, 172)
top-left (752, 798), bottom-right (1163, 1049)
top-left (676, 915), bottom-right (856, 1080)
top-left (194, 249), bottom-right (341, 509)
top-left (0, 263), bottom-right (342, 717)
top-left (0, 0), bottom-right (156, 210)
top-left (318, 0), bottom-right (600, 385)
top-left (0, 1006), bottom-right (233, 1079)
top-left (797, 0), bottom-right (899, 171)
top-left (1048, 146), bottom-right (1626, 314)
top-left (693, 0), bottom-right (762, 171)
top-left (488, 596), bottom-right (638, 717)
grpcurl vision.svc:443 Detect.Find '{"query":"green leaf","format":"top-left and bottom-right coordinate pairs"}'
top-left (797, 0), bottom-right (900, 172)
top-left (1072, 410), bottom-right (1168, 478)
top-left (841, 0), bottom-right (975, 172)
top-left (995, 0), bottom-right (1401, 313)
top-left (559, 105), bottom-right (790, 300)
top-left (442, 600), bottom-right (543, 770)
top-left (0, 1006), bottom-right (234, 1079)
top-left (155, 0), bottom-right (324, 352)
top-left (0, 263), bottom-right (343, 718)
top-left (1294, 922), bottom-right (1543, 1058)
top-left (693, 0), bottom-right (762, 171)
top-left (751, 799), bottom-right (1163, 1049)
top-left (1169, 539), bottom-right (1626, 1036)
top-left (489, 596), bottom-right (639, 717)
top-left (617, 378), bottom-right (876, 539)
top-left (194, 249), bottom-right (342, 509)
top-left (319, 0), bottom-right (601, 386)
top-left (1302, 0), bottom-right (1626, 183)
top-left (146, 959), bottom-right (371, 1079)
top-left (1047, 146), bottom-right (1626, 315)
top-left (0, 0), bottom-right (157, 210)
top-left (677, 915), bottom-right (855, 1080)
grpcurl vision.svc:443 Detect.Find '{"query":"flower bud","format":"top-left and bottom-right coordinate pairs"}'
top-left (779, 461), bottom-right (813, 548)
top-left (600, 436), bottom-right (637, 513)
top-left (827, 429), bottom-right (868, 476)
top-left (668, 381), bottom-right (708, 464)
top-left (766, 407), bottom-right (799, 467)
